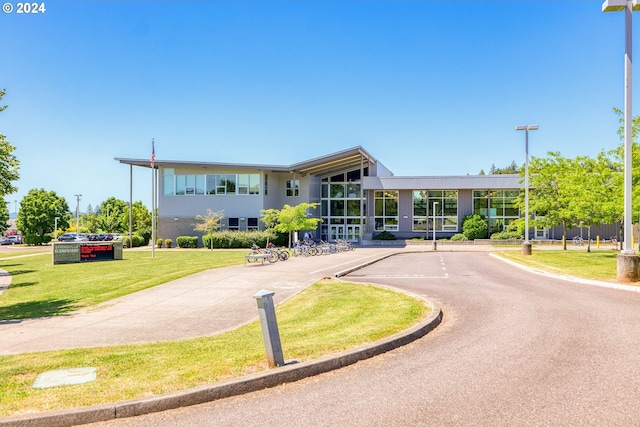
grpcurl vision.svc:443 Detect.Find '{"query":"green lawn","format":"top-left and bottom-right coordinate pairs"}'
top-left (0, 250), bottom-right (247, 320)
top-left (0, 280), bottom-right (428, 416)
top-left (494, 249), bottom-right (619, 282)
top-left (2, 246), bottom-right (620, 417)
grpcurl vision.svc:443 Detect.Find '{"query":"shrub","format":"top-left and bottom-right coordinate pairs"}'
top-left (490, 231), bottom-right (523, 240)
top-left (176, 236), bottom-right (199, 248)
top-left (204, 230), bottom-right (277, 249)
top-left (507, 218), bottom-right (524, 234)
top-left (165, 239), bottom-right (173, 248)
top-left (462, 214), bottom-right (488, 240)
top-left (121, 234), bottom-right (144, 248)
top-left (156, 238), bottom-right (163, 248)
top-left (25, 235), bottom-right (51, 245)
top-left (373, 231), bottom-right (396, 240)
top-left (450, 233), bottom-right (468, 241)
top-left (138, 229), bottom-right (152, 246)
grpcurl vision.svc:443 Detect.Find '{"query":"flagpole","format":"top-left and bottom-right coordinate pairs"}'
top-left (151, 138), bottom-right (156, 259)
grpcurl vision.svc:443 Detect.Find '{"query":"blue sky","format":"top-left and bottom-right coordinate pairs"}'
top-left (0, 0), bottom-right (636, 212)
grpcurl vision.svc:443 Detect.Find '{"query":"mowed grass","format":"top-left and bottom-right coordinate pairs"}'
top-left (494, 249), bottom-right (618, 282)
top-left (0, 250), bottom-right (247, 320)
top-left (0, 280), bottom-right (429, 416)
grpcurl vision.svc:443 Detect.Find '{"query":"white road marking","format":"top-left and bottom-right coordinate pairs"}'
top-left (355, 273), bottom-right (449, 279)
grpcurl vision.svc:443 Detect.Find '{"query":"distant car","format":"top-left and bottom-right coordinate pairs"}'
top-left (5, 235), bottom-right (22, 244)
top-left (57, 233), bottom-right (76, 242)
top-left (0, 237), bottom-right (11, 245)
top-left (57, 233), bottom-right (88, 242)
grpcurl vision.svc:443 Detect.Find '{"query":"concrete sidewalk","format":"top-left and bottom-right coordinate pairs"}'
top-left (0, 248), bottom-right (400, 355)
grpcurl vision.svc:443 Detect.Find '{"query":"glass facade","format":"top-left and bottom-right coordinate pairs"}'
top-left (159, 166), bottom-right (521, 239)
top-left (320, 169), bottom-right (366, 241)
top-left (412, 190), bottom-right (458, 232)
top-left (473, 190), bottom-right (520, 234)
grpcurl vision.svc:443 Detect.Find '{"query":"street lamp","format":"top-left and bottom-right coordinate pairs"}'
top-left (74, 194), bottom-right (82, 234)
top-left (516, 124), bottom-right (538, 256)
top-left (603, 0), bottom-right (640, 281)
top-left (432, 201), bottom-right (439, 250)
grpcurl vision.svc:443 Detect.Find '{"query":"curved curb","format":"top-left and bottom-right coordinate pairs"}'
top-left (0, 303), bottom-right (442, 427)
top-left (489, 252), bottom-right (640, 293)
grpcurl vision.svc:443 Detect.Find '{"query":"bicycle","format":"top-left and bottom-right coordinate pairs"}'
top-left (247, 244), bottom-right (278, 263)
top-left (292, 243), bottom-right (317, 256)
top-left (267, 243), bottom-right (290, 261)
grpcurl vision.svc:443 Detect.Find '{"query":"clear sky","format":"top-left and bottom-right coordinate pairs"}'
top-left (0, 0), bottom-right (636, 213)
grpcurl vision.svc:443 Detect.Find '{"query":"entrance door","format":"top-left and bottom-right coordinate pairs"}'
top-left (346, 225), bottom-right (360, 242)
top-left (330, 225), bottom-right (345, 241)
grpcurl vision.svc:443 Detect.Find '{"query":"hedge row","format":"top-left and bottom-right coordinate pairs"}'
top-left (125, 231), bottom-right (289, 249)
top-left (202, 230), bottom-right (283, 249)
top-left (167, 231), bottom-right (287, 249)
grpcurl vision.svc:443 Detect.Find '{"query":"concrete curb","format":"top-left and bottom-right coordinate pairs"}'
top-left (334, 251), bottom-right (399, 277)
top-left (0, 305), bottom-right (443, 427)
top-left (489, 252), bottom-right (640, 293)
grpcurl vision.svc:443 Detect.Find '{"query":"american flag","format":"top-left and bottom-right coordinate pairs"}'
top-left (150, 138), bottom-right (155, 169)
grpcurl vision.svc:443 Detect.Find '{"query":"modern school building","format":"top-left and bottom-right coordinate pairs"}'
top-left (116, 146), bottom-right (617, 245)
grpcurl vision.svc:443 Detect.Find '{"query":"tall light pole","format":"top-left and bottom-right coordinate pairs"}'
top-left (54, 216), bottom-right (60, 241)
top-left (74, 194), bottom-right (82, 235)
top-left (432, 201), bottom-right (439, 251)
top-left (603, 0), bottom-right (640, 281)
top-left (516, 124), bottom-right (538, 256)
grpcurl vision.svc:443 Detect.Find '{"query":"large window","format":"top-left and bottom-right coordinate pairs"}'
top-left (473, 190), bottom-right (520, 234)
top-left (374, 191), bottom-right (398, 231)
top-left (413, 190), bottom-right (458, 232)
top-left (176, 174), bottom-right (203, 195)
top-left (238, 174), bottom-right (260, 195)
top-left (430, 190), bottom-right (458, 232)
top-left (164, 172), bottom-right (260, 196)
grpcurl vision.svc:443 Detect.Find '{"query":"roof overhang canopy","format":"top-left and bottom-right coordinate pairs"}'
top-left (115, 146), bottom-right (378, 177)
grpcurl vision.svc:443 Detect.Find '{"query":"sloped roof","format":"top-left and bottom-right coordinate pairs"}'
top-left (115, 146), bottom-right (378, 176)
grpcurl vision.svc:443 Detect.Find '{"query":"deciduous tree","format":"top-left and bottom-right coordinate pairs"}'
top-left (261, 203), bottom-right (322, 247)
top-left (194, 209), bottom-right (224, 234)
top-left (0, 90), bottom-right (19, 198)
top-left (16, 188), bottom-right (69, 243)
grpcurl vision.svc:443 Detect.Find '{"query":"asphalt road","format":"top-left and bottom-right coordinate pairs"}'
top-left (86, 251), bottom-right (640, 426)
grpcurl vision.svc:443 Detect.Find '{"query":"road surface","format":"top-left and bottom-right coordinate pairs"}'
top-left (87, 251), bottom-right (640, 426)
